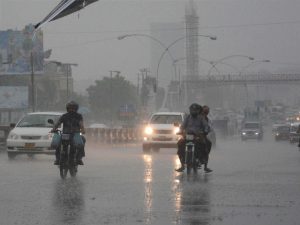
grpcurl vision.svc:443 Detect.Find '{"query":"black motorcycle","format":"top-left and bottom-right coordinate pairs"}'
top-left (177, 131), bottom-right (203, 174)
top-left (58, 132), bottom-right (79, 179)
top-left (48, 119), bottom-right (79, 179)
top-left (184, 133), bottom-right (199, 174)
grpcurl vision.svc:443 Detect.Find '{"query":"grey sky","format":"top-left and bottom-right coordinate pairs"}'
top-left (1, 0), bottom-right (300, 93)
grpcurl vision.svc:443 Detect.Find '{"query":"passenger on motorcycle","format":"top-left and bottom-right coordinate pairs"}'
top-left (51, 101), bottom-right (86, 165)
top-left (175, 103), bottom-right (209, 172)
top-left (201, 105), bottom-right (213, 173)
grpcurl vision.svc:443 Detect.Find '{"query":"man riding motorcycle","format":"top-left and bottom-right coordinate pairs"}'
top-left (175, 103), bottom-right (209, 172)
top-left (51, 101), bottom-right (86, 165)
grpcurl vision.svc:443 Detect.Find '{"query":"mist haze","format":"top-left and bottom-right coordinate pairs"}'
top-left (1, 0), bottom-right (300, 94)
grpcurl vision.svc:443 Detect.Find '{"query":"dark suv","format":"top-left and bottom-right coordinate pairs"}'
top-left (241, 121), bottom-right (263, 141)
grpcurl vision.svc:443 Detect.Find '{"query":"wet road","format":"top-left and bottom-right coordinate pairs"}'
top-left (0, 130), bottom-right (300, 225)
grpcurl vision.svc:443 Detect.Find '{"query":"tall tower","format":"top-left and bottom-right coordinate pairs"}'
top-left (185, 0), bottom-right (199, 80)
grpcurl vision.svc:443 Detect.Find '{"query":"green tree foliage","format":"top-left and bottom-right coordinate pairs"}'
top-left (87, 75), bottom-right (138, 121)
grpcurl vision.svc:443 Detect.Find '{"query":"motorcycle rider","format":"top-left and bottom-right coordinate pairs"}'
top-left (202, 105), bottom-right (213, 173)
top-left (51, 101), bottom-right (86, 165)
top-left (175, 103), bottom-right (209, 172)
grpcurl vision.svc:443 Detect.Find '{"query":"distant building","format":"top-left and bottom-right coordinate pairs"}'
top-left (0, 25), bottom-right (75, 124)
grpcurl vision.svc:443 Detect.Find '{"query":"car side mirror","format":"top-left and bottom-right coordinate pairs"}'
top-left (10, 123), bottom-right (16, 128)
top-left (47, 119), bottom-right (54, 125)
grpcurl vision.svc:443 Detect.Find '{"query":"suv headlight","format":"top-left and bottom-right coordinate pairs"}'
top-left (145, 127), bottom-right (153, 135)
top-left (8, 132), bottom-right (19, 140)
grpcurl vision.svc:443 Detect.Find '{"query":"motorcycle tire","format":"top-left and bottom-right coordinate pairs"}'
top-left (69, 164), bottom-right (77, 177)
top-left (60, 164), bottom-right (68, 179)
top-left (59, 148), bottom-right (68, 179)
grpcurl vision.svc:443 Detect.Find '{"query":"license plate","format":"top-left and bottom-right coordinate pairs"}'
top-left (61, 134), bottom-right (71, 141)
top-left (186, 134), bottom-right (194, 141)
top-left (24, 143), bottom-right (35, 148)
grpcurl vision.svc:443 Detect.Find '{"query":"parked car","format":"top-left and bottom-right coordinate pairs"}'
top-left (289, 122), bottom-right (300, 143)
top-left (274, 124), bottom-right (290, 141)
top-left (241, 121), bottom-right (263, 140)
top-left (6, 112), bottom-right (62, 159)
top-left (142, 112), bottom-right (185, 152)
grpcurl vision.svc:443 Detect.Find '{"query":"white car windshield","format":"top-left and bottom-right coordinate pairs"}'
top-left (17, 114), bottom-right (60, 128)
top-left (150, 115), bottom-right (182, 124)
top-left (244, 123), bottom-right (260, 129)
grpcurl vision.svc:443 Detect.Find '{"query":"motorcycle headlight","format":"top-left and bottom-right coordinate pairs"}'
top-left (174, 127), bottom-right (180, 135)
top-left (8, 132), bottom-right (19, 140)
top-left (144, 127), bottom-right (153, 135)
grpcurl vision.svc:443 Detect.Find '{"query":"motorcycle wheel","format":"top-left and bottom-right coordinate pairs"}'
top-left (193, 160), bottom-right (198, 174)
top-left (59, 148), bottom-right (68, 179)
top-left (60, 164), bottom-right (68, 179)
top-left (69, 165), bottom-right (77, 177)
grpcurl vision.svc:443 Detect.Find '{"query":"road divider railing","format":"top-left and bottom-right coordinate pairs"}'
top-left (85, 127), bottom-right (143, 144)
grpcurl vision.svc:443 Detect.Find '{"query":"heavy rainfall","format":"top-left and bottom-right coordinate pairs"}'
top-left (0, 0), bottom-right (300, 224)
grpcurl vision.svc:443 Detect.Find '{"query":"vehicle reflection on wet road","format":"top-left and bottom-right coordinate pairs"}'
top-left (0, 128), bottom-right (299, 225)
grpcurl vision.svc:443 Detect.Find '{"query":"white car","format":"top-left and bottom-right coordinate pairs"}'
top-left (6, 112), bottom-right (63, 159)
top-left (142, 112), bottom-right (185, 152)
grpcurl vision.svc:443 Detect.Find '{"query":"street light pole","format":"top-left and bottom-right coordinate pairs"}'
top-left (109, 70), bottom-right (121, 130)
top-left (64, 63), bottom-right (78, 101)
top-left (156, 34), bottom-right (216, 110)
top-left (239, 60), bottom-right (271, 108)
top-left (207, 55), bottom-right (254, 76)
top-left (156, 34), bottom-right (217, 90)
top-left (30, 52), bottom-right (35, 112)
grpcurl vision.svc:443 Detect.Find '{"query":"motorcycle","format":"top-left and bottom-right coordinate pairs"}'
top-left (48, 119), bottom-right (80, 179)
top-left (178, 131), bottom-right (204, 174)
top-left (58, 131), bottom-right (79, 179)
top-left (184, 133), bottom-right (199, 174)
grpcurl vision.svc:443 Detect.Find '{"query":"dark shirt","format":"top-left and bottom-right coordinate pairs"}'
top-left (180, 114), bottom-right (209, 135)
top-left (56, 112), bottom-right (83, 134)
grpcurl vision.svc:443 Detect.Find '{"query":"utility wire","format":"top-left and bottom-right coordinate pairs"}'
top-left (45, 19), bottom-right (300, 35)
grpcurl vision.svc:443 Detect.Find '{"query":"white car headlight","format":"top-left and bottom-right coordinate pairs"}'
top-left (174, 127), bottom-right (180, 134)
top-left (8, 132), bottom-right (19, 139)
top-left (242, 132), bottom-right (246, 135)
top-left (255, 132), bottom-right (259, 135)
top-left (144, 127), bottom-right (153, 135)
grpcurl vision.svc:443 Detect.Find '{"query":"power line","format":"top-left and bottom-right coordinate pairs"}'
top-left (45, 19), bottom-right (300, 35)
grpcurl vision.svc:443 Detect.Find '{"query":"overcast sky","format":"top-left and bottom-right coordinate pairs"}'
top-left (1, 0), bottom-right (300, 93)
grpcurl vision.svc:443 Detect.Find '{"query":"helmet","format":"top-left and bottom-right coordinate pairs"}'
top-left (66, 101), bottom-right (79, 112)
top-left (189, 103), bottom-right (201, 117)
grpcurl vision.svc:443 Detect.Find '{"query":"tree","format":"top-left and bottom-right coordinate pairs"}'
top-left (87, 75), bottom-right (138, 122)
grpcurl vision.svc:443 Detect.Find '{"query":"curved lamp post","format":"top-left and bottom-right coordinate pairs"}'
top-left (239, 59), bottom-right (271, 107)
top-left (207, 55), bottom-right (254, 76)
top-left (156, 34), bottom-right (217, 91)
top-left (117, 33), bottom-right (176, 63)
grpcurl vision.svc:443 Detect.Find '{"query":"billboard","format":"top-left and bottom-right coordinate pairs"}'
top-left (0, 86), bottom-right (29, 109)
top-left (0, 25), bottom-right (44, 75)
